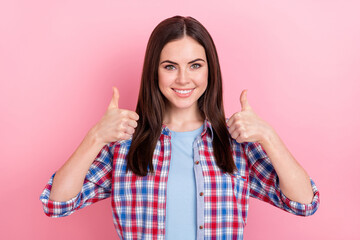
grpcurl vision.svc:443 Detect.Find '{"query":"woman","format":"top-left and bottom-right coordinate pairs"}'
top-left (40, 15), bottom-right (320, 239)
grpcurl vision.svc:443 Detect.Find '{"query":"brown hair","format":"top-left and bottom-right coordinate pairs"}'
top-left (126, 15), bottom-right (236, 176)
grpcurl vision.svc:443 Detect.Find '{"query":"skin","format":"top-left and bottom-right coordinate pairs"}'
top-left (158, 36), bottom-right (208, 132)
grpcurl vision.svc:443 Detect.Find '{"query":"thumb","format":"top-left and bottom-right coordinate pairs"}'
top-left (240, 89), bottom-right (251, 111)
top-left (108, 86), bottom-right (119, 110)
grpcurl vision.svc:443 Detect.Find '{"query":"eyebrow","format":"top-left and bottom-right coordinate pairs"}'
top-left (159, 58), bottom-right (206, 65)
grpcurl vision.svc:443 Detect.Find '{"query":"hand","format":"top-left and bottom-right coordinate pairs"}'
top-left (90, 86), bottom-right (139, 144)
top-left (227, 90), bottom-right (273, 144)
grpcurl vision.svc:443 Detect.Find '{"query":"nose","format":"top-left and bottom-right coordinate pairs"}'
top-left (175, 68), bottom-right (190, 85)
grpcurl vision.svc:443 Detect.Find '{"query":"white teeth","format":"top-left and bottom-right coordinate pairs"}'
top-left (174, 89), bottom-right (193, 94)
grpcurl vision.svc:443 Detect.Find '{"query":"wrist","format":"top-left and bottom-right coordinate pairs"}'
top-left (259, 124), bottom-right (277, 147)
top-left (86, 125), bottom-right (105, 147)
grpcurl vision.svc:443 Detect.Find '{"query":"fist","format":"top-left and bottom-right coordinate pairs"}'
top-left (227, 90), bottom-right (273, 144)
top-left (92, 86), bottom-right (139, 144)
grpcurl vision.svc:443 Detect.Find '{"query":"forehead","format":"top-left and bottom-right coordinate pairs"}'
top-left (159, 36), bottom-right (206, 61)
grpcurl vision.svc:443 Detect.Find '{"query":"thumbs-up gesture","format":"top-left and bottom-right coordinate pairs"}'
top-left (227, 90), bottom-right (273, 144)
top-left (91, 86), bottom-right (139, 144)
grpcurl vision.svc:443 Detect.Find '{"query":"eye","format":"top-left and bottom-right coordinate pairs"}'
top-left (191, 63), bottom-right (201, 69)
top-left (164, 65), bottom-right (176, 70)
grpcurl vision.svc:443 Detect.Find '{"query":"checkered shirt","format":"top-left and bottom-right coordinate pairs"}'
top-left (40, 119), bottom-right (320, 239)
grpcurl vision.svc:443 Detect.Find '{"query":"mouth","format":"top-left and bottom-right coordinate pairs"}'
top-left (172, 88), bottom-right (195, 97)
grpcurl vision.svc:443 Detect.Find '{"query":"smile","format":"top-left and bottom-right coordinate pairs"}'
top-left (172, 88), bottom-right (195, 97)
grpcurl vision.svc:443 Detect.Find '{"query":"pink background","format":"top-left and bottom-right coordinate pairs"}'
top-left (1, 0), bottom-right (359, 239)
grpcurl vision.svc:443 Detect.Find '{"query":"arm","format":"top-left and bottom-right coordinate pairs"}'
top-left (245, 141), bottom-right (319, 216)
top-left (40, 139), bottom-right (114, 217)
top-left (40, 86), bottom-right (139, 217)
top-left (46, 86), bottom-right (138, 201)
top-left (48, 129), bottom-right (107, 202)
top-left (227, 90), bottom-right (320, 215)
top-left (258, 127), bottom-right (313, 204)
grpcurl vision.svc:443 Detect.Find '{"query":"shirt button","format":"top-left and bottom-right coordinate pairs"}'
top-left (195, 161), bottom-right (200, 165)
top-left (199, 225), bottom-right (204, 229)
top-left (199, 192), bottom-right (204, 196)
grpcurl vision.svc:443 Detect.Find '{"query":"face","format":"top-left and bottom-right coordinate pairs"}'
top-left (158, 36), bottom-right (208, 113)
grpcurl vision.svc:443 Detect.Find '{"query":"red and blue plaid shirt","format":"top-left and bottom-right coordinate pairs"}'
top-left (40, 119), bottom-right (320, 239)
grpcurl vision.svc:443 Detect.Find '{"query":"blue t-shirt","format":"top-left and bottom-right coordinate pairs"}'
top-left (165, 125), bottom-right (204, 240)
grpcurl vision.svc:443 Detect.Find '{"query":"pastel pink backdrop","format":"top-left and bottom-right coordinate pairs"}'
top-left (1, 0), bottom-right (359, 239)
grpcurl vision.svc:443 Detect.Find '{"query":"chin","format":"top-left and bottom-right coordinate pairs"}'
top-left (170, 102), bottom-right (197, 110)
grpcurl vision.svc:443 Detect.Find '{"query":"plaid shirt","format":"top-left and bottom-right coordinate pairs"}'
top-left (40, 119), bottom-right (320, 240)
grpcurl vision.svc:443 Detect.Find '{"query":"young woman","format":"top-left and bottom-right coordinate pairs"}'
top-left (40, 16), bottom-right (320, 239)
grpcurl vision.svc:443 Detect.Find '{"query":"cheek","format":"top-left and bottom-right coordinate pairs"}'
top-left (158, 72), bottom-right (169, 91)
top-left (158, 71), bottom-right (175, 87)
top-left (195, 71), bottom-right (208, 89)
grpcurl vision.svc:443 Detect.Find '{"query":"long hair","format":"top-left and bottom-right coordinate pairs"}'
top-left (126, 15), bottom-right (236, 176)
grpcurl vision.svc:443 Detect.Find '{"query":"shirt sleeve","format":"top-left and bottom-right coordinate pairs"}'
top-left (39, 142), bottom-right (115, 217)
top-left (245, 141), bottom-right (320, 216)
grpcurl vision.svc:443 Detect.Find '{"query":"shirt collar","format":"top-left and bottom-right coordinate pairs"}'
top-left (161, 119), bottom-right (214, 139)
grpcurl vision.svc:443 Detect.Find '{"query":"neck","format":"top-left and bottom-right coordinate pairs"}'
top-left (163, 103), bottom-right (204, 132)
